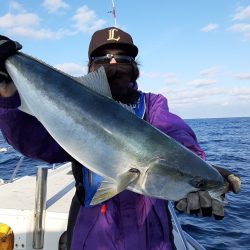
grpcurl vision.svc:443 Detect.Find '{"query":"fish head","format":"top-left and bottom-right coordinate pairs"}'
top-left (137, 157), bottom-right (225, 201)
top-left (188, 175), bottom-right (225, 191)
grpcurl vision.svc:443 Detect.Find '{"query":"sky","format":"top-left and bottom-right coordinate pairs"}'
top-left (0, 0), bottom-right (250, 119)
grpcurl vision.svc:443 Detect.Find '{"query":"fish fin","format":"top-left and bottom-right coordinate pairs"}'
top-left (76, 67), bottom-right (135, 113)
top-left (90, 168), bottom-right (140, 206)
top-left (76, 66), bottom-right (112, 98)
top-left (18, 95), bottom-right (34, 116)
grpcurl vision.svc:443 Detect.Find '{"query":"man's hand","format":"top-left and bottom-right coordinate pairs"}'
top-left (0, 35), bottom-right (22, 84)
top-left (175, 165), bottom-right (240, 220)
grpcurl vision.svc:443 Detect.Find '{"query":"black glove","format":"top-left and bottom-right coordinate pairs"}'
top-left (0, 35), bottom-right (22, 84)
top-left (175, 165), bottom-right (240, 220)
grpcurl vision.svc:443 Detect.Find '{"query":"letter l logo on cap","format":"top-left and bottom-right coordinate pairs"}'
top-left (107, 28), bottom-right (120, 41)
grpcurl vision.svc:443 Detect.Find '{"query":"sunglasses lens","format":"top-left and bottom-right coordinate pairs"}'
top-left (92, 55), bottom-right (133, 64)
top-left (93, 58), bottom-right (110, 64)
top-left (115, 58), bottom-right (132, 63)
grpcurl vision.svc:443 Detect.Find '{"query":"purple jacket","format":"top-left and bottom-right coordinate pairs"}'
top-left (0, 91), bottom-right (205, 250)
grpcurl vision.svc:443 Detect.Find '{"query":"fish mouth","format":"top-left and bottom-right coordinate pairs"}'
top-left (189, 176), bottom-right (224, 190)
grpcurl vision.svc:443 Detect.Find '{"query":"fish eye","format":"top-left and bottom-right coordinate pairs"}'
top-left (190, 177), bottom-right (207, 189)
top-left (195, 179), bottom-right (207, 188)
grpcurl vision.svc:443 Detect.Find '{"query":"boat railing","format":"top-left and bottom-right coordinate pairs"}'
top-left (9, 155), bottom-right (25, 182)
top-left (2, 156), bottom-right (59, 185)
top-left (168, 202), bottom-right (206, 250)
top-left (0, 155), bottom-right (25, 184)
top-left (33, 166), bottom-right (49, 249)
top-left (32, 163), bottom-right (74, 249)
top-left (168, 202), bottom-right (189, 249)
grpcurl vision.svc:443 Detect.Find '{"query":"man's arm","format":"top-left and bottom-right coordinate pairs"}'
top-left (0, 35), bottom-right (71, 164)
top-left (0, 91), bottom-right (71, 163)
top-left (145, 93), bottom-right (205, 158)
top-left (145, 93), bottom-right (240, 219)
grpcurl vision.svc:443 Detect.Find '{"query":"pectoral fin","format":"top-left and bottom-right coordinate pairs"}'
top-left (90, 168), bottom-right (140, 206)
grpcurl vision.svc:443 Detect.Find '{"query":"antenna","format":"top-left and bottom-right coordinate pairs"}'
top-left (110, 0), bottom-right (117, 27)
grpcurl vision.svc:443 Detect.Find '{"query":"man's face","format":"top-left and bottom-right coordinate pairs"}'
top-left (90, 48), bottom-right (134, 101)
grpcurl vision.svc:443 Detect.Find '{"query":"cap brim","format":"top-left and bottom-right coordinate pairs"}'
top-left (90, 43), bottom-right (138, 59)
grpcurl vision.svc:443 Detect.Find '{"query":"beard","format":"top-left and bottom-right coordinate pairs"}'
top-left (103, 63), bottom-right (133, 101)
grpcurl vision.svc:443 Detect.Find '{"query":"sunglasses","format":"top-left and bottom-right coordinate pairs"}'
top-left (91, 54), bottom-right (134, 64)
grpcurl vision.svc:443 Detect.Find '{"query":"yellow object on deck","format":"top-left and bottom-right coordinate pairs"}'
top-left (0, 223), bottom-right (14, 250)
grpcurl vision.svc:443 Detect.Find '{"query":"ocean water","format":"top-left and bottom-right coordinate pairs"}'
top-left (181, 117), bottom-right (250, 250)
top-left (0, 117), bottom-right (249, 249)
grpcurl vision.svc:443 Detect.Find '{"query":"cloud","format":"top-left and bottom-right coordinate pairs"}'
top-left (160, 86), bottom-right (250, 106)
top-left (188, 79), bottom-right (217, 87)
top-left (199, 66), bottom-right (221, 77)
top-left (140, 71), bottom-right (160, 78)
top-left (230, 87), bottom-right (250, 101)
top-left (0, 3), bottom-right (106, 39)
top-left (233, 5), bottom-right (250, 20)
top-left (0, 12), bottom-right (74, 39)
top-left (229, 23), bottom-right (250, 40)
top-left (54, 62), bottom-right (87, 76)
top-left (0, 3), bottom-right (75, 39)
top-left (9, 1), bottom-right (25, 12)
top-left (160, 87), bottom-right (224, 105)
top-left (0, 12), bottom-right (41, 28)
top-left (9, 27), bottom-right (73, 39)
top-left (42, 0), bottom-right (69, 13)
top-left (164, 73), bottom-right (179, 84)
top-left (230, 6), bottom-right (250, 40)
top-left (73, 5), bottom-right (106, 33)
top-left (233, 71), bottom-right (250, 80)
top-left (201, 23), bottom-right (218, 32)
top-left (140, 71), bottom-right (180, 85)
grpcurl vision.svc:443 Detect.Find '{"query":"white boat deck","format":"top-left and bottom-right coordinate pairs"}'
top-left (0, 163), bottom-right (74, 212)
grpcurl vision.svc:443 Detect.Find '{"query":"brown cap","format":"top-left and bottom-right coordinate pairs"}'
top-left (88, 27), bottom-right (138, 59)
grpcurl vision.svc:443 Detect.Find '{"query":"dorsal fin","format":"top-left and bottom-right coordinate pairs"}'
top-left (77, 67), bottom-right (138, 113)
top-left (76, 66), bottom-right (112, 98)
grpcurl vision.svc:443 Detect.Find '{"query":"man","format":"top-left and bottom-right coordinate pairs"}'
top-left (0, 27), bottom-right (240, 249)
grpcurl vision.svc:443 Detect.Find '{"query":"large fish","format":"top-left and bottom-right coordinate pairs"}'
top-left (5, 52), bottom-right (226, 205)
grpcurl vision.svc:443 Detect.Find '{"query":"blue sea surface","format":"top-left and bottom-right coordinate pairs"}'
top-left (182, 117), bottom-right (250, 250)
top-left (0, 117), bottom-right (249, 249)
